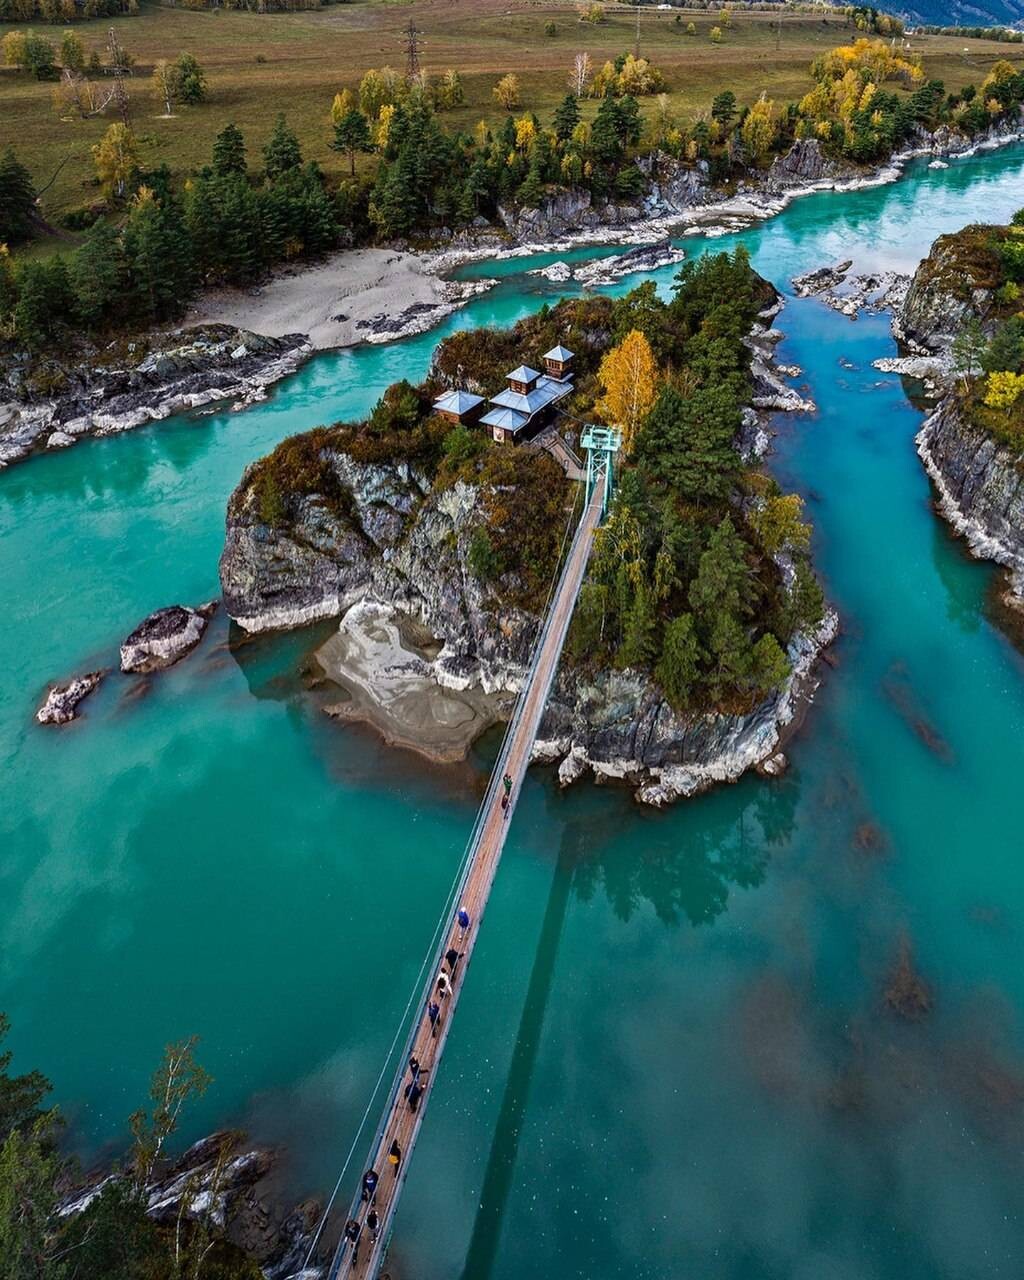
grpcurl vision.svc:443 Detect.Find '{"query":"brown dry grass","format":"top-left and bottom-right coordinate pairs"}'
top-left (2, 0), bottom-right (1023, 241)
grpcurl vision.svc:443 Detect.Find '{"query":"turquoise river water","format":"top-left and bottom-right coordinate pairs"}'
top-left (3, 147), bottom-right (1024, 1278)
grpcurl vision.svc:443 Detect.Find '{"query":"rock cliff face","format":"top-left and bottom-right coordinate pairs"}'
top-left (0, 324), bottom-right (310, 469)
top-left (917, 398), bottom-right (1024, 600)
top-left (59, 1133), bottom-right (329, 1280)
top-left (898, 228), bottom-right (1024, 602)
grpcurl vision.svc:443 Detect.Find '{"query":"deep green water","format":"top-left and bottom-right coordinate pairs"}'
top-left (3, 148), bottom-right (1024, 1278)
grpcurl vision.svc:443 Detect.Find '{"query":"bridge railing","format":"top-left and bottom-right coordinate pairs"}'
top-left (327, 477), bottom-right (603, 1279)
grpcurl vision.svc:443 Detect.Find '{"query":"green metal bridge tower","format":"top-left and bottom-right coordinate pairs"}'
top-left (580, 425), bottom-right (622, 520)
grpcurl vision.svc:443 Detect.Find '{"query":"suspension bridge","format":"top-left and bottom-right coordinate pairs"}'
top-left (314, 427), bottom-right (621, 1280)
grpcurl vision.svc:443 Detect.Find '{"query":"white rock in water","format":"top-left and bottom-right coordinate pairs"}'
top-left (120, 601), bottom-right (218, 674)
top-left (531, 260), bottom-right (573, 282)
top-left (46, 431), bottom-right (75, 449)
top-left (929, 159), bottom-right (949, 169)
top-left (36, 671), bottom-right (104, 725)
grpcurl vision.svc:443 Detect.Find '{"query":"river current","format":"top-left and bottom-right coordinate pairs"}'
top-left (3, 147), bottom-right (1024, 1278)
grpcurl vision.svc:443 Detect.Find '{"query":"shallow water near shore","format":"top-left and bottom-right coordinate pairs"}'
top-left (3, 146), bottom-right (1024, 1277)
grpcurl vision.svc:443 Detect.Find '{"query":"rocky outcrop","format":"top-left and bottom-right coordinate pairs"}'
top-left (59, 1132), bottom-right (330, 1280)
top-left (220, 304), bottom-right (831, 804)
top-left (36, 671), bottom-right (104, 725)
top-left (120, 601), bottom-right (218, 673)
top-left (536, 609), bottom-right (837, 806)
top-left (765, 138), bottom-right (849, 189)
top-left (0, 325), bottom-right (311, 470)
top-left (895, 224), bottom-right (1024, 603)
top-left (794, 260), bottom-right (910, 320)
top-left (917, 398), bottom-right (1024, 600)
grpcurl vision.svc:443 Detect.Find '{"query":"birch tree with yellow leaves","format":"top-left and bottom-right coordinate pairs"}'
top-left (596, 328), bottom-right (658, 452)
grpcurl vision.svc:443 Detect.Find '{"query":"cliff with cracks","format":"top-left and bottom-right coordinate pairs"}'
top-left (899, 220), bottom-right (1024, 607)
top-left (221, 257), bottom-right (835, 806)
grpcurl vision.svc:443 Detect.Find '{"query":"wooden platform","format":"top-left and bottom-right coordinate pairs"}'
top-left (329, 478), bottom-right (605, 1280)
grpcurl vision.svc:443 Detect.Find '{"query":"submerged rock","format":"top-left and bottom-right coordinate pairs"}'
top-left (884, 936), bottom-right (933, 1022)
top-left (36, 671), bottom-right (104, 725)
top-left (120, 601), bottom-right (218, 674)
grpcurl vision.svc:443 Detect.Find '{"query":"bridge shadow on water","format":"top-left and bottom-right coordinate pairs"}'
top-left (459, 776), bottom-right (797, 1279)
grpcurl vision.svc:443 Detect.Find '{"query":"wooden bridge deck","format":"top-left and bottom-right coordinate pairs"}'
top-left (328, 477), bottom-right (605, 1280)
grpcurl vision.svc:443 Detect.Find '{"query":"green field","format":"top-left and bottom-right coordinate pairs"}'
top-left (3, 0), bottom-right (1024, 239)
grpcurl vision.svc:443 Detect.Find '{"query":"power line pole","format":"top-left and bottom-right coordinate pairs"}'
top-left (402, 19), bottom-right (424, 83)
top-left (107, 27), bottom-right (132, 128)
top-left (634, 1), bottom-right (641, 59)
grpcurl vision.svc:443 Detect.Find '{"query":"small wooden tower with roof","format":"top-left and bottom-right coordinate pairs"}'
top-left (542, 345), bottom-right (574, 383)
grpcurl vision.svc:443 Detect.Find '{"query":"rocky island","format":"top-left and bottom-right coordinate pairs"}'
top-left (220, 252), bottom-right (834, 804)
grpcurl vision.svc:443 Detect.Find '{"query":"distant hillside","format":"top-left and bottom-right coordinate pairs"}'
top-left (896, 0), bottom-right (1024, 26)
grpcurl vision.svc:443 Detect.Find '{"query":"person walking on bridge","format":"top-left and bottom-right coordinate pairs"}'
top-left (503, 773), bottom-right (513, 796)
top-left (405, 1077), bottom-right (424, 1112)
top-left (388, 1138), bottom-right (402, 1173)
top-left (367, 1208), bottom-right (380, 1246)
top-left (408, 1055), bottom-right (428, 1084)
top-left (344, 1218), bottom-right (361, 1263)
top-left (457, 908), bottom-right (471, 939)
top-left (445, 946), bottom-right (463, 976)
top-left (427, 1000), bottom-right (441, 1036)
top-left (361, 1169), bottom-right (379, 1203)
top-left (436, 971), bottom-right (452, 1000)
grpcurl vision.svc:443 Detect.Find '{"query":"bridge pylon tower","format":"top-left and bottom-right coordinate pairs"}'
top-left (580, 425), bottom-right (621, 521)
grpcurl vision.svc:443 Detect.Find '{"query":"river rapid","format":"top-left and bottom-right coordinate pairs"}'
top-left (3, 147), bottom-right (1024, 1279)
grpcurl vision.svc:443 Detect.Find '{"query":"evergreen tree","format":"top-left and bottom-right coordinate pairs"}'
top-left (657, 613), bottom-right (702, 709)
top-left (711, 90), bottom-right (737, 129)
top-left (70, 219), bottom-right (126, 329)
top-left (591, 95), bottom-right (624, 165)
top-left (0, 148), bottom-right (37, 246)
top-left (211, 122), bottom-right (247, 177)
top-left (13, 258), bottom-right (72, 349)
top-left (637, 384), bottom-right (740, 502)
top-left (263, 114), bottom-right (302, 179)
top-left (331, 109), bottom-right (372, 177)
top-left (617, 576), bottom-right (658, 669)
top-left (749, 632), bottom-right (790, 695)
top-left (689, 516), bottom-right (750, 622)
top-left (517, 159), bottom-right (545, 208)
top-left (123, 188), bottom-right (193, 322)
top-left (552, 92), bottom-right (581, 142)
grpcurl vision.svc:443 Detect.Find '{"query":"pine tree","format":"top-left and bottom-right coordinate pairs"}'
top-left (711, 90), bottom-right (737, 129)
top-left (657, 613), bottom-right (702, 709)
top-left (689, 516), bottom-right (750, 623)
top-left (13, 258), bottom-right (71, 349)
top-left (552, 92), bottom-right (581, 142)
top-left (331, 109), bottom-right (372, 177)
top-left (70, 219), bottom-right (126, 329)
top-left (0, 148), bottom-right (38, 246)
top-left (211, 123), bottom-right (247, 177)
top-left (749, 633), bottom-right (790, 695)
top-left (617, 576), bottom-right (658, 670)
top-left (263, 114), bottom-right (302, 179)
top-left (123, 188), bottom-right (193, 322)
top-left (517, 160), bottom-right (545, 208)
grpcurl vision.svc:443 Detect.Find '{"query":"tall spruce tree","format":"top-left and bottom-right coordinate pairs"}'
top-left (263, 114), bottom-right (302, 179)
top-left (0, 148), bottom-right (38, 246)
top-left (552, 93), bottom-right (581, 142)
top-left (331, 109), bottom-right (372, 177)
top-left (211, 122), bottom-right (247, 177)
top-left (70, 220), bottom-right (126, 329)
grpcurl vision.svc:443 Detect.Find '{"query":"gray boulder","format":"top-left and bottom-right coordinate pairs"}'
top-left (120, 601), bottom-right (218, 674)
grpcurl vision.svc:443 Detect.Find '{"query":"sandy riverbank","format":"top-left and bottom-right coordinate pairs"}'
top-left (187, 247), bottom-right (494, 351)
top-left (314, 601), bottom-right (512, 763)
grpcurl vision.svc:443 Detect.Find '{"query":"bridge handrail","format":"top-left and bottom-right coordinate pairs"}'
top-left (327, 477), bottom-right (602, 1278)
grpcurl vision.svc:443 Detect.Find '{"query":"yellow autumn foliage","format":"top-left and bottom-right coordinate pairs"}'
top-left (595, 329), bottom-right (658, 453)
